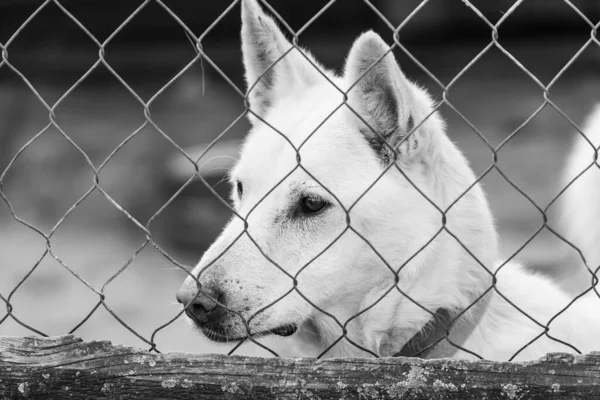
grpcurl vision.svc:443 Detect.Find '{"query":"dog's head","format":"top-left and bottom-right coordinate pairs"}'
top-left (177, 0), bottom-right (497, 357)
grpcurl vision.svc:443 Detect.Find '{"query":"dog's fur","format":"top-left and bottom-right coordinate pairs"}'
top-left (559, 105), bottom-right (600, 284)
top-left (177, 0), bottom-right (600, 361)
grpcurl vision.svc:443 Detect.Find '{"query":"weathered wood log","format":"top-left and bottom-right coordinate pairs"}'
top-left (0, 335), bottom-right (599, 399)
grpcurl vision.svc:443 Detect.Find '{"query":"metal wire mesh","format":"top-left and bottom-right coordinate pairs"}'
top-left (0, 0), bottom-right (599, 360)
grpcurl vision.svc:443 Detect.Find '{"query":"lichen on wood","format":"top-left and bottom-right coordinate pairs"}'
top-left (0, 335), bottom-right (599, 399)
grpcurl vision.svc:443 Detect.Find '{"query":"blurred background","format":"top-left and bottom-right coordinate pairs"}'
top-left (0, 0), bottom-right (599, 356)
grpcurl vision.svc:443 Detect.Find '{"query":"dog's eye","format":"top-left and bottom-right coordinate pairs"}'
top-left (300, 196), bottom-right (327, 214)
top-left (236, 181), bottom-right (243, 197)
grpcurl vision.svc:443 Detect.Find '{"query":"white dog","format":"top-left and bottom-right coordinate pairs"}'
top-left (176, 0), bottom-right (600, 361)
top-left (558, 104), bottom-right (600, 289)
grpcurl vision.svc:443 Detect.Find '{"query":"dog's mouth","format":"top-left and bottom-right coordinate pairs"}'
top-left (199, 324), bottom-right (298, 343)
top-left (269, 324), bottom-right (298, 337)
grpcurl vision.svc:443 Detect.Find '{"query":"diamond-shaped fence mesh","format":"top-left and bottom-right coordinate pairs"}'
top-left (0, 0), bottom-right (599, 361)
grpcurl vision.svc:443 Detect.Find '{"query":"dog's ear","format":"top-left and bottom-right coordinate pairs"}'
top-left (241, 0), bottom-right (321, 123)
top-left (345, 31), bottom-right (430, 164)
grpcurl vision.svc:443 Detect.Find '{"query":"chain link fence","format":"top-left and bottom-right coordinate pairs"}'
top-left (1, 0), bottom-right (599, 361)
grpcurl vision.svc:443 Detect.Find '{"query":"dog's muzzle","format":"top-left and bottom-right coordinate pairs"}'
top-left (176, 282), bottom-right (222, 323)
top-left (176, 281), bottom-right (298, 341)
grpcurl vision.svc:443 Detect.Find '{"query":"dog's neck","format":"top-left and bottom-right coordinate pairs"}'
top-left (290, 292), bottom-right (491, 359)
top-left (395, 293), bottom-right (491, 359)
top-left (395, 309), bottom-right (463, 358)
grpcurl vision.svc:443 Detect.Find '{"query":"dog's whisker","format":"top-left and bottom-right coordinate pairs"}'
top-left (201, 167), bottom-right (233, 177)
top-left (196, 155), bottom-right (239, 167)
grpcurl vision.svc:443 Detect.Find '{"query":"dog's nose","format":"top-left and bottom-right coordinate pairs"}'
top-left (176, 283), bottom-right (222, 323)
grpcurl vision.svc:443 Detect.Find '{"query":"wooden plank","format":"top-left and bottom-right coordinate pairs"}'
top-left (0, 335), bottom-right (599, 399)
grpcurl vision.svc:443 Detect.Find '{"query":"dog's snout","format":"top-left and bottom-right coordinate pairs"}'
top-left (175, 286), bottom-right (188, 305)
top-left (176, 282), bottom-right (223, 324)
top-left (176, 284), bottom-right (197, 305)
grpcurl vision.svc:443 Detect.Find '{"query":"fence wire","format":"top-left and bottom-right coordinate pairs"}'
top-left (0, 0), bottom-right (599, 360)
